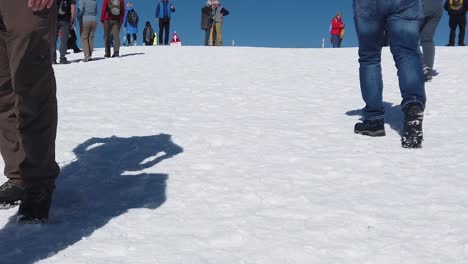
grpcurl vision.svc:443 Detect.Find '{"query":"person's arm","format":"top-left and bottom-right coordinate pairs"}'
top-left (28, 0), bottom-right (55, 10)
top-left (120, 0), bottom-right (125, 24)
top-left (221, 7), bottom-right (229, 16)
top-left (78, 0), bottom-right (84, 19)
top-left (155, 3), bottom-right (160, 21)
top-left (100, 0), bottom-right (108, 24)
top-left (444, 0), bottom-right (449, 11)
top-left (170, 3), bottom-right (176, 13)
top-left (71, 4), bottom-right (76, 26)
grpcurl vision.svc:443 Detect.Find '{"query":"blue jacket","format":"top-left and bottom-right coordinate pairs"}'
top-left (124, 8), bottom-right (139, 34)
top-left (155, 1), bottom-right (175, 19)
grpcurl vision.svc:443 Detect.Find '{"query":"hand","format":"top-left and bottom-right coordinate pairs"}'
top-left (155, 18), bottom-right (159, 22)
top-left (28, 0), bottom-right (55, 11)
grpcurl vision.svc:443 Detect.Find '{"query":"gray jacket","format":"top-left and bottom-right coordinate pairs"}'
top-left (424, 0), bottom-right (443, 17)
top-left (78, 0), bottom-right (98, 23)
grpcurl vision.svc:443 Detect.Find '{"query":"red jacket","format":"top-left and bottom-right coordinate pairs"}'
top-left (100, 0), bottom-right (125, 23)
top-left (330, 17), bottom-right (344, 36)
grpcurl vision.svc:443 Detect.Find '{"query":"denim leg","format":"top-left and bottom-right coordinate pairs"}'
top-left (331, 35), bottom-right (340, 48)
top-left (353, 0), bottom-right (385, 120)
top-left (386, 0), bottom-right (425, 109)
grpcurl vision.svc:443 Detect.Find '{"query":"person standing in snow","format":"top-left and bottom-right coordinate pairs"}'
top-left (330, 12), bottom-right (345, 48)
top-left (444, 0), bottom-right (468, 46)
top-left (0, 0), bottom-right (61, 223)
top-left (100, 0), bottom-right (125, 57)
top-left (155, 0), bottom-right (175, 46)
top-left (54, 0), bottom-right (77, 64)
top-left (420, 0), bottom-right (443, 81)
top-left (210, 0), bottom-right (229, 46)
top-left (353, 0), bottom-right (426, 148)
top-left (78, 0), bottom-right (98, 62)
top-left (124, 2), bottom-right (139, 46)
top-left (201, 0), bottom-right (213, 46)
top-left (143, 21), bottom-right (155, 45)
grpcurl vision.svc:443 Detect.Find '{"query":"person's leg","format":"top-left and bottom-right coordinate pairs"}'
top-left (127, 33), bottom-right (131, 46)
top-left (111, 20), bottom-right (121, 55)
top-left (81, 22), bottom-right (91, 58)
top-left (164, 19), bottom-right (170, 45)
top-left (204, 29), bottom-right (210, 46)
top-left (458, 15), bottom-right (466, 45)
top-left (0, 0), bottom-right (60, 219)
top-left (133, 33), bottom-right (137, 45)
top-left (332, 35), bottom-right (339, 48)
top-left (216, 22), bottom-right (223, 46)
top-left (158, 19), bottom-right (164, 45)
top-left (89, 22), bottom-right (97, 58)
top-left (449, 16), bottom-right (457, 45)
top-left (353, 0), bottom-right (386, 120)
top-left (104, 20), bottom-right (111, 57)
top-left (212, 24), bottom-right (217, 46)
top-left (59, 20), bottom-right (71, 61)
top-left (420, 14), bottom-right (442, 69)
top-left (386, 0), bottom-right (425, 109)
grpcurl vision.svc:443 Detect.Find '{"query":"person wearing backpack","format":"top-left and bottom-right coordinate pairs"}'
top-left (100, 0), bottom-right (125, 57)
top-left (78, 0), bottom-right (98, 62)
top-left (0, 0), bottom-right (61, 223)
top-left (330, 12), bottom-right (345, 48)
top-left (444, 0), bottom-right (468, 46)
top-left (124, 2), bottom-right (139, 46)
top-left (201, 1), bottom-right (213, 46)
top-left (210, 0), bottom-right (229, 46)
top-left (54, 0), bottom-right (77, 64)
top-left (155, 0), bottom-right (176, 45)
top-left (143, 21), bottom-right (155, 46)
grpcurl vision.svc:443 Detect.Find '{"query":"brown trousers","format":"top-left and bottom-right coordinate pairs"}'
top-left (81, 21), bottom-right (97, 58)
top-left (0, 1), bottom-right (60, 188)
top-left (104, 20), bottom-right (121, 55)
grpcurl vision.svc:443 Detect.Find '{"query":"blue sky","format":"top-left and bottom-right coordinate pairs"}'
top-left (87, 0), bottom-right (452, 48)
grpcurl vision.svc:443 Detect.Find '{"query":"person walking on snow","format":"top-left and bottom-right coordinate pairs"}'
top-left (78, 0), bottom-right (98, 62)
top-left (100, 0), bottom-right (125, 57)
top-left (54, 0), bottom-right (77, 64)
top-left (155, 0), bottom-right (175, 45)
top-left (353, 0), bottom-right (426, 148)
top-left (444, 0), bottom-right (468, 46)
top-left (124, 2), bottom-right (139, 46)
top-left (330, 12), bottom-right (345, 48)
top-left (0, 0), bottom-right (61, 223)
top-left (143, 21), bottom-right (155, 45)
top-left (420, 0), bottom-right (443, 81)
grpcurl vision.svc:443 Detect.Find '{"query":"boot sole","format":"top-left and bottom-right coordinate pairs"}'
top-left (0, 200), bottom-right (21, 209)
top-left (354, 129), bottom-right (386, 137)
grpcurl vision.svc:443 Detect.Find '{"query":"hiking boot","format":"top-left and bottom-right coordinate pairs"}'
top-left (354, 118), bottom-right (386, 137)
top-left (59, 58), bottom-right (71, 64)
top-left (459, 43), bottom-right (466, 46)
top-left (17, 186), bottom-right (54, 224)
top-left (423, 66), bottom-right (432, 82)
top-left (0, 181), bottom-right (23, 209)
top-left (446, 43), bottom-right (455, 47)
top-left (74, 48), bottom-right (82, 53)
top-left (111, 51), bottom-right (120, 58)
top-left (104, 53), bottom-right (111, 58)
top-left (401, 102), bottom-right (424, 149)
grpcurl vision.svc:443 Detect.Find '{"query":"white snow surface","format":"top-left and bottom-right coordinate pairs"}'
top-left (0, 46), bottom-right (468, 264)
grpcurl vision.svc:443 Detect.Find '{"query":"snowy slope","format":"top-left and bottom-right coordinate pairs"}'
top-left (0, 45), bottom-right (467, 264)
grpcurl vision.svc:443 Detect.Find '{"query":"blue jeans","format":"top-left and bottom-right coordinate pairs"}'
top-left (353, 0), bottom-right (426, 120)
top-left (331, 34), bottom-right (341, 48)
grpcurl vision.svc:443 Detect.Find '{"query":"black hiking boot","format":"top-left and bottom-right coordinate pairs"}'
top-left (59, 58), bottom-right (71, 64)
top-left (17, 186), bottom-right (54, 224)
top-left (423, 66), bottom-right (432, 82)
top-left (401, 102), bottom-right (424, 149)
top-left (0, 181), bottom-right (24, 209)
top-left (354, 118), bottom-right (386, 137)
top-left (111, 51), bottom-right (120, 58)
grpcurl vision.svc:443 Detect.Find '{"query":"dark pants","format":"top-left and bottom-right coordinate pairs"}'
top-left (420, 13), bottom-right (442, 69)
top-left (204, 28), bottom-right (210, 46)
top-left (0, 1), bottom-right (60, 188)
top-left (104, 19), bottom-right (121, 56)
top-left (55, 19), bottom-right (71, 61)
top-left (127, 33), bottom-right (137, 45)
top-left (68, 27), bottom-right (80, 51)
top-left (158, 18), bottom-right (170, 45)
top-left (449, 15), bottom-right (466, 45)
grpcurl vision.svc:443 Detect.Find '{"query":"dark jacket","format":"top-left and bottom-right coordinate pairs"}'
top-left (444, 0), bottom-right (468, 16)
top-left (143, 23), bottom-right (155, 45)
top-left (201, 5), bottom-right (212, 30)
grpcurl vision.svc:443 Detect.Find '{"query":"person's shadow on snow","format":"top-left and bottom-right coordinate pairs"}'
top-left (0, 134), bottom-right (183, 264)
top-left (346, 101), bottom-right (404, 136)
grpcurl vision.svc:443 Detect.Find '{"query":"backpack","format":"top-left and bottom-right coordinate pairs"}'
top-left (57, 0), bottom-right (71, 18)
top-left (107, 0), bottom-right (122, 17)
top-left (449, 0), bottom-right (464, 11)
top-left (127, 10), bottom-right (138, 26)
